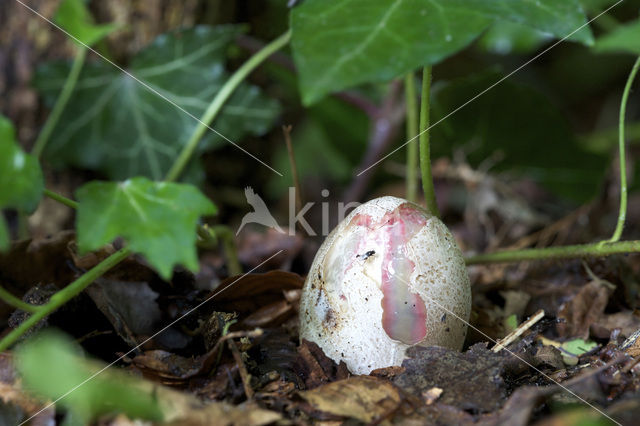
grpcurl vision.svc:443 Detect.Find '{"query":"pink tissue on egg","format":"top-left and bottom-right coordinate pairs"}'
top-left (348, 204), bottom-right (428, 345)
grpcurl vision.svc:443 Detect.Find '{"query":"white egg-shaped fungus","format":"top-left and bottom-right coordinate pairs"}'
top-left (299, 196), bottom-right (471, 375)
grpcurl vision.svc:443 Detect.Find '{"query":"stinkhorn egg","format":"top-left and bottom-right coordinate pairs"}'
top-left (300, 196), bottom-right (471, 374)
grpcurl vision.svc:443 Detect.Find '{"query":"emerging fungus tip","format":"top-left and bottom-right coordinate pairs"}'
top-left (300, 196), bottom-right (471, 374)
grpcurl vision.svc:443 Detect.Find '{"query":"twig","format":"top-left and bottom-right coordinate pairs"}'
top-left (228, 338), bottom-right (254, 399)
top-left (493, 310), bottom-right (545, 353)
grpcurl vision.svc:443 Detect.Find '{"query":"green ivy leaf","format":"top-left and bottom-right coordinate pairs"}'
top-left (54, 0), bottom-right (117, 46)
top-left (16, 330), bottom-right (164, 424)
top-left (34, 26), bottom-right (281, 180)
top-left (593, 20), bottom-right (640, 55)
top-left (0, 116), bottom-right (44, 251)
top-left (479, 21), bottom-right (553, 55)
top-left (291, 0), bottom-right (593, 104)
top-left (430, 72), bottom-right (608, 201)
top-left (76, 177), bottom-right (216, 279)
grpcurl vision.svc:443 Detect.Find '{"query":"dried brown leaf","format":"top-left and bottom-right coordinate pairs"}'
top-left (297, 376), bottom-right (401, 423)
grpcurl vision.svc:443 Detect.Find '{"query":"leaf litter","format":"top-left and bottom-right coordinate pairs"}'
top-left (4, 178), bottom-right (640, 425)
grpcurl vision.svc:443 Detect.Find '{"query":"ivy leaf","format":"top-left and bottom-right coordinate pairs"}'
top-left (54, 0), bottom-right (117, 46)
top-left (76, 177), bottom-right (216, 279)
top-left (0, 116), bottom-right (44, 251)
top-left (593, 20), bottom-right (640, 55)
top-left (291, 0), bottom-right (593, 104)
top-left (430, 72), bottom-right (608, 201)
top-left (34, 26), bottom-right (281, 180)
top-left (17, 330), bottom-right (164, 424)
top-left (479, 21), bottom-right (553, 55)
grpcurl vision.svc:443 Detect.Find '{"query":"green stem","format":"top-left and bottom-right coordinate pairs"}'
top-left (405, 73), bottom-right (419, 203)
top-left (609, 56), bottom-right (640, 243)
top-left (165, 30), bottom-right (291, 182)
top-left (0, 286), bottom-right (39, 313)
top-left (0, 247), bottom-right (131, 351)
top-left (32, 47), bottom-right (87, 158)
top-left (43, 188), bottom-right (79, 209)
top-left (197, 225), bottom-right (242, 276)
top-left (465, 240), bottom-right (640, 265)
top-left (419, 67), bottom-right (440, 217)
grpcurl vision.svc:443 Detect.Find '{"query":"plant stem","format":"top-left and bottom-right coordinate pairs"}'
top-left (202, 225), bottom-right (242, 276)
top-left (405, 72), bottom-right (419, 203)
top-left (32, 47), bottom-right (87, 158)
top-left (0, 286), bottom-right (39, 313)
top-left (0, 247), bottom-right (131, 351)
top-left (419, 67), bottom-right (440, 217)
top-left (609, 56), bottom-right (640, 243)
top-left (43, 188), bottom-right (79, 209)
top-left (165, 30), bottom-right (291, 182)
top-left (465, 240), bottom-right (640, 265)
top-left (282, 125), bottom-right (303, 213)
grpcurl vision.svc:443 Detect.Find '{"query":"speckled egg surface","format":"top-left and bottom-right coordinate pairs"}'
top-left (299, 196), bottom-right (471, 375)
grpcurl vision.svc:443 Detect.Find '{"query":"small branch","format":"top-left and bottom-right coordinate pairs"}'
top-left (609, 56), bottom-right (640, 243)
top-left (493, 310), bottom-right (544, 353)
top-left (404, 72), bottom-right (419, 203)
top-left (228, 338), bottom-right (254, 399)
top-left (0, 247), bottom-right (131, 351)
top-left (43, 188), bottom-right (78, 209)
top-left (0, 286), bottom-right (39, 313)
top-left (165, 30), bottom-right (292, 182)
top-left (419, 67), bottom-right (440, 217)
top-left (282, 125), bottom-right (303, 212)
top-left (465, 240), bottom-right (640, 265)
top-left (32, 47), bottom-right (87, 158)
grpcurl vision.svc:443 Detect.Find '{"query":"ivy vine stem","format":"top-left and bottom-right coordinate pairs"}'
top-left (405, 72), bottom-right (419, 203)
top-left (609, 56), bottom-right (640, 243)
top-left (0, 287), bottom-right (39, 313)
top-left (165, 30), bottom-right (292, 182)
top-left (419, 67), bottom-right (440, 217)
top-left (0, 247), bottom-right (131, 352)
top-left (43, 188), bottom-right (79, 209)
top-left (32, 47), bottom-right (88, 158)
top-left (465, 240), bottom-right (640, 265)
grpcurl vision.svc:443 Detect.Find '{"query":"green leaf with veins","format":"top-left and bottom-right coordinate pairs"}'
top-left (76, 177), bottom-right (216, 279)
top-left (34, 26), bottom-right (281, 180)
top-left (593, 20), bottom-right (640, 55)
top-left (17, 330), bottom-right (164, 424)
top-left (0, 116), bottom-right (44, 251)
top-left (54, 0), bottom-right (117, 46)
top-left (291, 0), bottom-right (593, 104)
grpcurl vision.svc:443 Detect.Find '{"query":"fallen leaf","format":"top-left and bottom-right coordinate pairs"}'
top-left (297, 376), bottom-right (401, 423)
top-left (557, 279), bottom-right (613, 339)
top-left (294, 339), bottom-right (349, 390)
